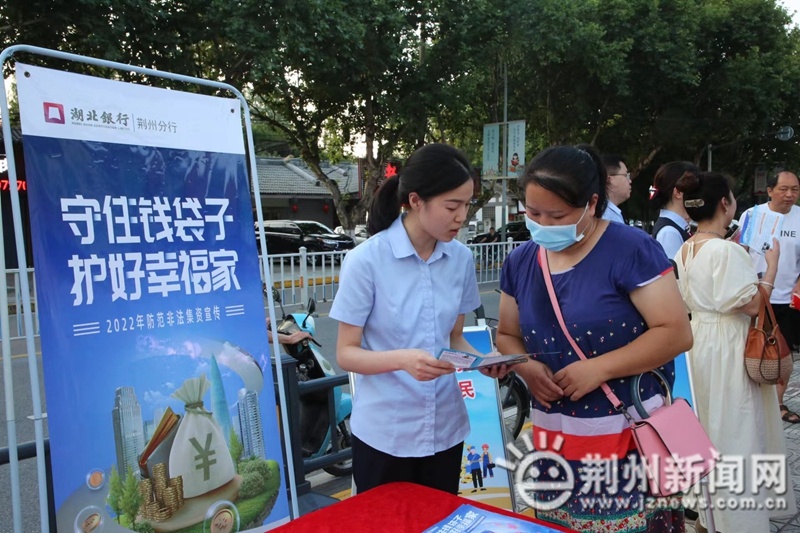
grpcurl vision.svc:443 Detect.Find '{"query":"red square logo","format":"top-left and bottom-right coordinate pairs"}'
top-left (43, 102), bottom-right (65, 124)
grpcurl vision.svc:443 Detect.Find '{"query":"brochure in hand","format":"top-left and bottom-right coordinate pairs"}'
top-left (424, 503), bottom-right (567, 532)
top-left (740, 205), bottom-right (784, 254)
top-left (437, 348), bottom-right (529, 370)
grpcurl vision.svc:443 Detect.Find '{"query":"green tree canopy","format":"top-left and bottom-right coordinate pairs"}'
top-left (3, 0), bottom-right (800, 223)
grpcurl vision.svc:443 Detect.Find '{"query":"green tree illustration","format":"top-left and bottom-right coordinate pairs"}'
top-left (229, 427), bottom-right (244, 471)
top-left (106, 465), bottom-right (124, 523)
top-left (120, 465), bottom-right (142, 528)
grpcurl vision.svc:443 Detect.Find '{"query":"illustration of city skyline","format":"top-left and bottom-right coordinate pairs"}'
top-left (111, 366), bottom-right (265, 479)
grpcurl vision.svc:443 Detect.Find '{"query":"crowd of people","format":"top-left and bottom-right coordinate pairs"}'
top-left (328, 141), bottom-right (800, 533)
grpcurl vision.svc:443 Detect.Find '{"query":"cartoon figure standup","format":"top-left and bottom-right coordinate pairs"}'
top-left (509, 152), bottom-right (520, 173)
top-left (481, 443), bottom-right (494, 478)
top-left (466, 445), bottom-right (484, 492)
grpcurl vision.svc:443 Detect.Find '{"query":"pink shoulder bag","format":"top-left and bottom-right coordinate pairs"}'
top-left (538, 246), bottom-right (716, 497)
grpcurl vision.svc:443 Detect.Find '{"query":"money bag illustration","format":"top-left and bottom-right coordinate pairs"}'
top-left (169, 374), bottom-right (235, 498)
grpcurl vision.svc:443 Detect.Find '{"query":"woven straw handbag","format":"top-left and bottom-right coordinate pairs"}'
top-left (744, 285), bottom-right (792, 385)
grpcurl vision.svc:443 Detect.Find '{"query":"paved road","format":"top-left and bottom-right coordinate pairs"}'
top-left (0, 336), bottom-right (48, 533)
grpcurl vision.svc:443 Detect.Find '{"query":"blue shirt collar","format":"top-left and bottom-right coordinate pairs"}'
top-left (386, 214), bottom-right (453, 262)
top-left (604, 202), bottom-right (624, 222)
top-left (659, 209), bottom-right (689, 230)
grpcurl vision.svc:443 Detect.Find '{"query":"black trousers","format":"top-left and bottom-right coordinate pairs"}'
top-left (773, 304), bottom-right (800, 348)
top-left (351, 434), bottom-right (463, 495)
top-left (470, 468), bottom-right (483, 489)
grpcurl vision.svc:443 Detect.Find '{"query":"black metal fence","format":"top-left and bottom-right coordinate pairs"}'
top-left (272, 354), bottom-right (352, 514)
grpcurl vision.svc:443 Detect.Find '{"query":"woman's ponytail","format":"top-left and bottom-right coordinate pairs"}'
top-left (367, 176), bottom-right (402, 235)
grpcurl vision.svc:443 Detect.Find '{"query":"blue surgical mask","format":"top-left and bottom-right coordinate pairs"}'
top-left (524, 203), bottom-right (591, 252)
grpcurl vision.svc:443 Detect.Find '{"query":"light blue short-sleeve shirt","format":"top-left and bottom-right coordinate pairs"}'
top-left (601, 201), bottom-right (625, 224)
top-left (330, 215), bottom-right (481, 457)
top-left (655, 209), bottom-right (689, 260)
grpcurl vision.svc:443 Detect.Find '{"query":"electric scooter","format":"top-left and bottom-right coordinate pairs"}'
top-left (270, 289), bottom-right (353, 476)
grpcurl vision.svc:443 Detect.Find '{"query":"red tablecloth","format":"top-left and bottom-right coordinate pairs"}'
top-left (271, 481), bottom-right (577, 532)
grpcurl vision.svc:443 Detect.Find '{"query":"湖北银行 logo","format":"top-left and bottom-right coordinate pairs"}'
top-left (43, 102), bottom-right (65, 124)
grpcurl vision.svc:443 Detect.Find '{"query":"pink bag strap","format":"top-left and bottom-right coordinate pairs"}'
top-left (537, 246), bottom-right (624, 410)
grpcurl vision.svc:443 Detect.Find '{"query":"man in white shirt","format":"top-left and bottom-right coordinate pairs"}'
top-left (601, 154), bottom-right (630, 224)
top-left (740, 171), bottom-right (800, 423)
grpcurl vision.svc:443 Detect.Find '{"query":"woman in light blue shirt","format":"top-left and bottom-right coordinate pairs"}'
top-left (331, 143), bottom-right (498, 494)
top-left (650, 161), bottom-right (697, 259)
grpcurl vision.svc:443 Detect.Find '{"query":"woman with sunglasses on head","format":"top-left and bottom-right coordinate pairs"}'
top-left (331, 143), bottom-right (508, 495)
top-left (496, 144), bottom-right (692, 532)
top-left (650, 161), bottom-right (699, 259)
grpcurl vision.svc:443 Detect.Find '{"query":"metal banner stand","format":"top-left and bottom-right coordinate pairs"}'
top-left (0, 44), bottom-right (300, 532)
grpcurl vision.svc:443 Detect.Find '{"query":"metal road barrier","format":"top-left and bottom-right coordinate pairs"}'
top-left (0, 439), bottom-right (56, 531)
top-left (270, 354), bottom-right (352, 483)
top-left (3, 243), bottom-right (512, 341)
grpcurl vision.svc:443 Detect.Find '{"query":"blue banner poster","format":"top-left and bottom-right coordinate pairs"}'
top-left (482, 123), bottom-right (501, 178)
top-left (424, 503), bottom-right (567, 533)
top-left (458, 327), bottom-right (515, 512)
top-left (672, 353), bottom-right (693, 407)
top-left (16, 63), bottom-right (290, 532)
top-left (506, 120), bottom-right (525, 178)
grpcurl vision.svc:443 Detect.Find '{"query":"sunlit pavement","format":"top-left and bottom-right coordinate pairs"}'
top-left (770, 351), bottom-right (800, 532)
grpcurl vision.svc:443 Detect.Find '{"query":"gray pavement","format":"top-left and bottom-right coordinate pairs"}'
top-left (770, 353), bottom-right (800, 532)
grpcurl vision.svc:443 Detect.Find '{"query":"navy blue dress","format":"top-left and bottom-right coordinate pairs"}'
top-left (501, 223), bottom-right (684, 532)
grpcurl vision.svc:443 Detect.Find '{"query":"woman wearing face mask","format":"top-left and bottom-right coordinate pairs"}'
top-left (496, 144), bottom-right (692, 532)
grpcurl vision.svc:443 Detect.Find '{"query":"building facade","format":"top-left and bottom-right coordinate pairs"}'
top-left (111, 386), bottom-right (146, 479)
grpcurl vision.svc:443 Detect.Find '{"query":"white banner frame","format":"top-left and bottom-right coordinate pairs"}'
top-left (0, 44), bottom-right (299, 532)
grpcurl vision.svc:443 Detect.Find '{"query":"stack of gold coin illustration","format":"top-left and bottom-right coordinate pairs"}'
top-left (151, 506), bottom-right (172, 521)
top-left (140, 500), bottom-right (166, 521)
top-left (152, 463), bottom-right (168, 503)
top-left (138, 493), bottom-right (161, 520)
top-left (137, 463), bottom-right (186, 521)
top-left (162, 486), bottom-right (179, 513)
top-left (169, 475), bottom-right (184, 507)
top-left (138, 478), bottom-right (154, 503)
